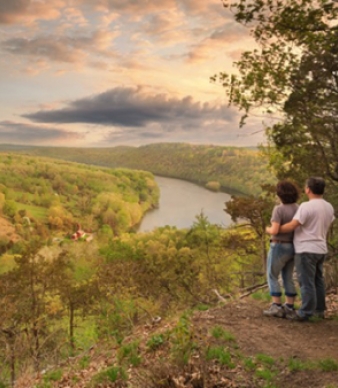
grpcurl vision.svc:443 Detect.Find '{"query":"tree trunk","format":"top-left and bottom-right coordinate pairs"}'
top-left (69, 303), bottom-right (75, 353)
top-left (261, 233), bottom-right (267, 273)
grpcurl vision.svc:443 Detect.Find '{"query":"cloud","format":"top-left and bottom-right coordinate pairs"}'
top-left (80, 0), bottom-right (177, 14)
top-left (2, 30), bottom-right (117, 63)
top-left (23, 86), bottom-right (237, 128)
top-left (97, 118), bottom-right (265, 147)
top-left (79, 0), bottom-right (224, 20)
top-left (3, 36), bottom-right (84, 63)
top-left (0, 121), bottom-right (84, 144)
top-left (20, 86), bottom-right (266, 147)
top-left (185, 22), bottom-right (254, 63)
top-left (0, 0), bottom-right (264, 148)
top-left (0, 0), bottom-right (64, 24)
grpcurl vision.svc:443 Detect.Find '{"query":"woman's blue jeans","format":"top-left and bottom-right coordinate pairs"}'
top-left (267, 242), bottom-right (297, 297)
top-left (294, 252), bottom-right (326, 318)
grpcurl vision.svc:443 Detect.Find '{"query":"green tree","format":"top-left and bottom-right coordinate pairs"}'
top-left (215, 0), bottom-right (338, 193)
top-left (224, 185), bottom-right (275, 271)
top-left (3, 200), bottom-right (17, 218)
top-left (0, 240), bottom-right (65, 379)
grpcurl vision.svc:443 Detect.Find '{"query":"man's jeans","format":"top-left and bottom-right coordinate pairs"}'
top-left (295, 252), bottom-right (326, 318)
top-left (267, 242), bottom-right (297, 297)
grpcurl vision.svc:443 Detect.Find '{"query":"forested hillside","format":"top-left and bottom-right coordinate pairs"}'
top-left (0, 143), bottom-right (275, 195)
top-left (0, 212), bottom-right (267, 386)
top-left (0, 151), bottom-right (337, 388)
top-left (0, 153), bottom-right (159, 243)
top-left (0, 153), bottom-right (271, 386)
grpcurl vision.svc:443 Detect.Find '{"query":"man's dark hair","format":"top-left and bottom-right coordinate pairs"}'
top-left (276, 180), bottom-right (300, 204)
top-left (306, 177), bottom-right (326, 195)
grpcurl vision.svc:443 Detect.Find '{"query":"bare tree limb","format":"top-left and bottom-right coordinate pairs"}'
top-left (239, 283), bottom-right (268, 299)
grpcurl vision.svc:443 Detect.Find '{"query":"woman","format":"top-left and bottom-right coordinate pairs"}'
top-left (264, 180), bottom-right (300, 318)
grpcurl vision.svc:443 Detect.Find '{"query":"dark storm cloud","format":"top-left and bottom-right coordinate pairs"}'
top-left (0, 121), bottom-right (84, 143)
top-left (23, 86), bottom-right (236, 128)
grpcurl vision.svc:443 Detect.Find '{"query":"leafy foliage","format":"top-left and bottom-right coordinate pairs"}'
top-left (225, 184), bottom-right (276, 270)
top-left (0, 153), bottom-right (159, 238)
top-left (0, 143), bottom-right (275, 196)
top-left (0, 148), bottom-right (274, 383)
top-left (215, 0), bottom-right (338, 205)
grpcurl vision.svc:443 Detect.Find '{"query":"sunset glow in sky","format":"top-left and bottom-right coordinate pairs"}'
top-left (0, 0), bottom-right (266, 147)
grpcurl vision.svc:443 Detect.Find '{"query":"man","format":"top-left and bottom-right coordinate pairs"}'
top-left (273, 177), bottom-right (335, 321)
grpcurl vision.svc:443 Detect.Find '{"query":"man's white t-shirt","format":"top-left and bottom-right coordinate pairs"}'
top-left (293, 198), bottom-right (335, 254)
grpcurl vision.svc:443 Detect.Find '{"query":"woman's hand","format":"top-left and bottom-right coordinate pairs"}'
top-left (266, 222), bottom-right (280, 235)
top-left (266, 226), bottom-right (273, 234)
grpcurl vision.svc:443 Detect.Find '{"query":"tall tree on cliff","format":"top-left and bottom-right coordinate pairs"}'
top-left (214, 0), bottom-right (338, 206)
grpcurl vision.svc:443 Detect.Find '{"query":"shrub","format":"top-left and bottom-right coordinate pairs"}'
top-left (205, 181), bottom-right (221, 192)
top-left (170, 313), bottom-right (196, 366)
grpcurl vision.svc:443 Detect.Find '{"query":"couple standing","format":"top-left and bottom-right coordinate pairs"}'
top-left (264, 177), bottom-right (335, 321)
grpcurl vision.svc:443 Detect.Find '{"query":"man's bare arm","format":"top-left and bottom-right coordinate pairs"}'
top-left (279, 219), bottom-right (301, 233)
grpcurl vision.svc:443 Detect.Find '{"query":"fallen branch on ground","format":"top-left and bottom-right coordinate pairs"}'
top-left (239, 283), bottom-right (268, 299)
top-left (213, 289), bottom-right (233, 303)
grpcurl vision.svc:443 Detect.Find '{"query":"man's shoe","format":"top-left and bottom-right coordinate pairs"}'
top-left (263, 304), bottom-right (285, 318)
top-left (282, 303), bottom-right (295, 315)
top-left (286, 310), bottom-right (308, 322)
top-left (313, 311), bottom-right (325, 319)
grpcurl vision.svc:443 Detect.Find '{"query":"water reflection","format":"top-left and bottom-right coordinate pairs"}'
top-left (138, 176), bottom-right (233, 232)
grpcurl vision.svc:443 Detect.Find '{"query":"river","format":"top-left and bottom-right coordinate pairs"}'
top-left (138, 176), bottom-right (234, 232)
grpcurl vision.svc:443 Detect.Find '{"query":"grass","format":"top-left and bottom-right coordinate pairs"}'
top-left (146, 333), bottom-right (166, 351)
top-left (256, 353), bottom-right (275, 367)
top-left (288, 358), bottom-right (313, 372)
top-left (318, 358), bottom-right (338, 372)
top-left (251, 290), bottom-right (272, 302)
top-left (88, 365), bottom-right (127, 387)
top-left (255, 368), bottom-right (276, 381)
top-left (78, 355), bottom-right (91, 369)
top-left (206, 346), bottom-right (235, 368)
top-left (16, 203), bottom-right (48, 220)
top-left (243, 356), bottom-right (256, 371)
top-left (43, 369), bottom-right (62, 382)
top-left (117, 340), bottom-right (142, 367)
top-left (34, 369), bottom-right (63, 387)
top-left (194, 304), bottom-right (210, 311)
top-left (210, 325), bottom-right (236, 342)
top-left (287, 357), bottom-right (338, 372)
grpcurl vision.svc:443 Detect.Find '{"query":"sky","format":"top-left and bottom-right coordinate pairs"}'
top-left (0, 0), bottom-right (266, 148)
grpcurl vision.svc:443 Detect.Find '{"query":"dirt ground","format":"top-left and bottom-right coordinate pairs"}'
top-left (18, 293), bottom-right (338, 388)
top-left (188, 294), bottom-right (338, 388)
top-left (195, 294), bottom-right (338, 362)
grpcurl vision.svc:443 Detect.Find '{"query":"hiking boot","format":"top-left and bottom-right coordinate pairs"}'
top-left (286, 310), bottom-right (308, 322)
top-left (313, 311), bottom-right (325, 319)
top-left (263, 304), bottom-right (285, 318)
top-left (282, 303), bottom-right (295, 316)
